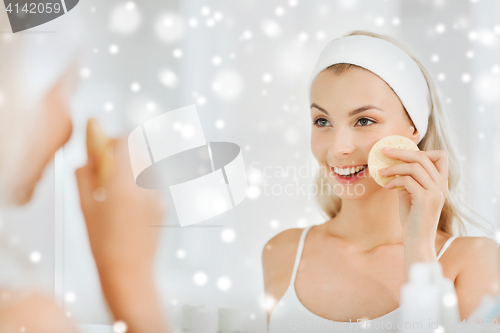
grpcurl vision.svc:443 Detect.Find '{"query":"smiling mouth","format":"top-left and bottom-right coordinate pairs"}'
top-left (331, 165), bottom-right (367, 177)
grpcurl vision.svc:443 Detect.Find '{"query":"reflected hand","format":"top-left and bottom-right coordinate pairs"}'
top-left (76, 135), bottom-right (165, 273)
top-left (75, 127), bottom-right (170, 333)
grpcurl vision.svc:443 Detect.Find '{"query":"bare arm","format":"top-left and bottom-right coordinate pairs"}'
top-left (98, 265), bottom-right (170, 333)
top-left (0, 291), bottom-right (79, 333)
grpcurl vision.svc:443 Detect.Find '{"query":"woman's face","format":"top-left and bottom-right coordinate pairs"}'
top-left (11, 64), bottom-right (77, 205)
top-left (310, 66), bottom-right (420, 200)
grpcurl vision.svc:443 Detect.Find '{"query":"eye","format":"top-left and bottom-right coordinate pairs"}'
top-left (356, 117), bottom-right (375, 126)
top-left (313, 117), bottom-right (331, 127)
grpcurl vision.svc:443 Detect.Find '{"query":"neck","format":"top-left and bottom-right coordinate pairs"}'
top-left (324, 188), bottom-right (403, 251)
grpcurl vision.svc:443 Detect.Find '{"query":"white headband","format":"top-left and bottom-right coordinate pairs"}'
top-left (308, 35), bottom-right (431, 144)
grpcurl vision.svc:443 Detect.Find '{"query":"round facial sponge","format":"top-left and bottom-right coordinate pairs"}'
top-left (368, 135), bottom-right (420, 188)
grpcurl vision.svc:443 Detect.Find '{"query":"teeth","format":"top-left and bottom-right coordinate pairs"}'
top-left (334, 165), bottom-right (366, 176)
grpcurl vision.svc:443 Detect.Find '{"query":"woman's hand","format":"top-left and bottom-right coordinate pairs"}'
top-left (75, 135), bottom-right (171, 333)
top-left (76, 136), bottom-right (165, 274)
top-left (378, 148), bottom-right (449, 281)
top-left (378, 148), bottom-right (448, 242)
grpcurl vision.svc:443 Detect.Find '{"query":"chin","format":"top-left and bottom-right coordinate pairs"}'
top-left (10, 182), bottom-right (36, 206)
top-left (324, 175), bottom-right (380, 200)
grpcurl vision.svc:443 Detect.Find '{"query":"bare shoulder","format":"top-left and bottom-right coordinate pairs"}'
top-left (449, 236), bottom-right (499, 319)
top-left (447, 236), bottom-right (498, 281)
top-left (0, 290), bottom-right (78, 333)
top-left (262, 228), bottom-right (305, 323)
top-left (437, 230), bottom-right (497, 260)
top-left (450, 235), bottom-right (498, 262)
top-left (262, 228), bottom-right (304, 268)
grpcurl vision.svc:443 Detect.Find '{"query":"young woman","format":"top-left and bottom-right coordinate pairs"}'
top-left (0, 10), bottom-right (172, 333)
top-left (263, 30), bottom-right (499, 331)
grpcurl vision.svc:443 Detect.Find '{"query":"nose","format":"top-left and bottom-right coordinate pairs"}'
top-left (327, 127), bottom-right (355, 160)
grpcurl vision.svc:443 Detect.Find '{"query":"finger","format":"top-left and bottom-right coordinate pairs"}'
top-left (110, 137), bottom-right (135, 184)
top-left (383, 148), bottom-right (445, 188)
top-left (103, 137), bottom-right (145, 196)
top-left (379, 162), bottom-right (435, 190)
top-left (384, 175), bottom-right (423, 195)
top-left (422, 150), bottom-right (448, 183)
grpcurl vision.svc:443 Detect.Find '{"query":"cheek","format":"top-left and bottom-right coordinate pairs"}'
top-left (363, 142), bottom-right (377, 158)
top-left (58, 108), bottom-right (73, 146)
top-left (44, 89), bottom-right (73, 152)
top-left (310, 131), bottom-right (329, 162)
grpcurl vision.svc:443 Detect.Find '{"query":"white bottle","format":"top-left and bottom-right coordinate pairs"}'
top-left (218, 307), bottom-right (241, 332)
top-left (182, 304), bottom-right (204, 332)
top-left (429, 261), bottom-right (461, 330)
top-left (191, 306), bottom-right (218, 333)
top-left (400, 262), bottom-right (440, 333)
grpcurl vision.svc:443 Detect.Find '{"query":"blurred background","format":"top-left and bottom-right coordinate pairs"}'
top-left (2, 0), bottom-right (500, 332)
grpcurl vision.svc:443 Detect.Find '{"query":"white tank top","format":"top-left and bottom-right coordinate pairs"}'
top-left (268, 225), bottom-right (457, 332)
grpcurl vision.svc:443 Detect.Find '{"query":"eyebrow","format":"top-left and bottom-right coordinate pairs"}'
top-left (310, 103), bottom-right (384, 117)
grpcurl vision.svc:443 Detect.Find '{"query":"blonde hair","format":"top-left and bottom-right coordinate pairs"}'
top-left (313, 30), bottom-right (495, 239)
